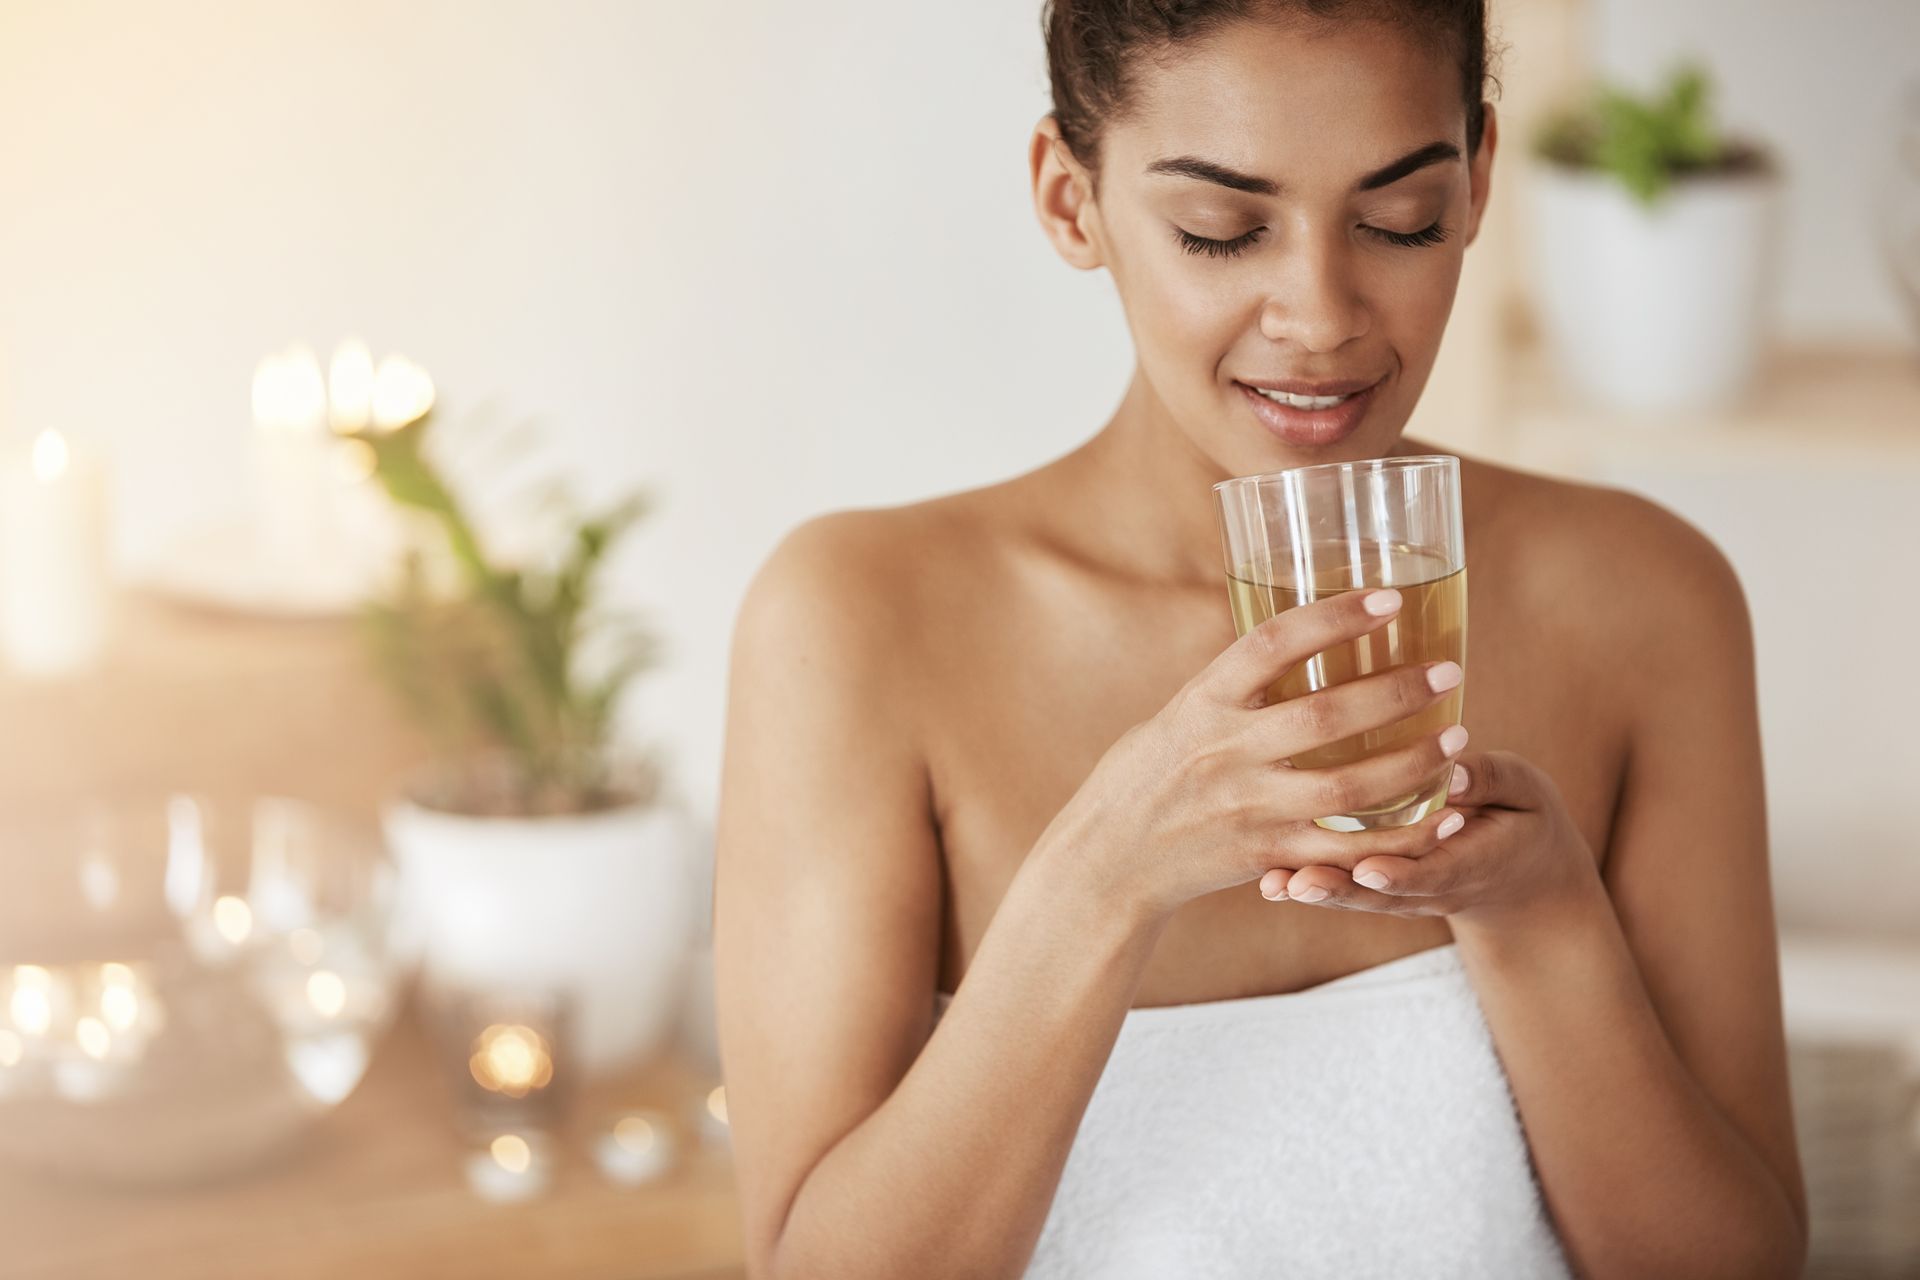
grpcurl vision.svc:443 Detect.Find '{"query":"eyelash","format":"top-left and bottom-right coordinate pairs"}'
top-left (1173, 221), bottom-right (1450, 258)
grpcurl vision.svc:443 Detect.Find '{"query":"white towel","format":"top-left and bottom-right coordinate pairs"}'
top-left (932, 942), bottom-right (1572, 1278)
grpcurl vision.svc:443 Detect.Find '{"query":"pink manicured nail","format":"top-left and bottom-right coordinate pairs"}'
top-left (1439, 725), bottom-right (1469, 755)
top-left (1437, 811), bottom-right (1465, 839)
top-left (1449, 764), bottom-right (1470, 795)
top-left (1292, 885), bottom-right (1330, 903)
top-left (1355, 871), bottom-right (1390, 890)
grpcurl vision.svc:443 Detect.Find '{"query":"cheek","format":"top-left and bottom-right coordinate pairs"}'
top-left (1126, 262), bottom-right (1251, 382)
top-left (1376, 253), bottom-right (1464, 353)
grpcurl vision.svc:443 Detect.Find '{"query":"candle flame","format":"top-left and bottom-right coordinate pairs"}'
top-left (75, 1016), bottom-right (110, 1060)
top-left (370, 355), bottom-right (435, 430)
top-left (30, 430), bottom-right (69, 483)
top-left (212, 895), bottom-right (253, 945)
top-left (470, 1023), bottom-right (553, 1097)
top-left (252, 345), bottom-right (328, 433)
top-left (10, 985), bottom-right (51, 1037)
top-left (306, 970), bottom-right (347, 1018)
top-left (490, 1133), bottom-right (532, 1173)
top-left (613, 1115), bottom-right (657, 1152)
top-left (327, 337), bottom-right (375, 434)
top-left (99, 982), bottom-right (139, 1032)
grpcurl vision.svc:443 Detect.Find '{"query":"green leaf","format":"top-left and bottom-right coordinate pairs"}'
top-left (1530, 60), bottom-right (1738, 207)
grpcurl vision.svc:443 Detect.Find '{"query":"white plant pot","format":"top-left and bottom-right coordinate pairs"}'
top-left (1527, 161), bottom-right (1781, 414)
top-left (384, 787), bottom-right (698, 1079)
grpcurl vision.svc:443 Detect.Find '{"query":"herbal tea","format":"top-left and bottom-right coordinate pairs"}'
top-left (1225, 543), bottom-right (1465, 825)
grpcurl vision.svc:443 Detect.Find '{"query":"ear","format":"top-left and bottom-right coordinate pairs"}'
top-left (1030, 114), bottom-right (1104, 271)
top-left (1463, 100), bottom-right (1498, 247)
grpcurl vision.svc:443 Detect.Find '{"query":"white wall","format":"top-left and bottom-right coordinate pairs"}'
top-left (0, 0), bottom-right (1136, 818)
top-left (1, 1), bottom-right (1907, 828)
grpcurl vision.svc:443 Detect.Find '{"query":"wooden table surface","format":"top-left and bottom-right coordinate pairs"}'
top-left (0, 987), bottom-right (749, 1280)
top-left (0, 589), bottom-right (747, 1278)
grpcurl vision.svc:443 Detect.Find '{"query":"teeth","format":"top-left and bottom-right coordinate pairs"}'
top-left (1252, 386), bottom-right (1354, 410)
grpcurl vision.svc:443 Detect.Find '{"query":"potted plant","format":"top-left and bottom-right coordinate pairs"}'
top-left (346, 403), bottom-right (696, 1078)
top-left (1527, 61), bottom-right (1781, 413)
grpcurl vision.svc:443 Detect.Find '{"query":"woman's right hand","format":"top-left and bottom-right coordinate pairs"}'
top-left (1032, 586), bottom-right (1468, 924)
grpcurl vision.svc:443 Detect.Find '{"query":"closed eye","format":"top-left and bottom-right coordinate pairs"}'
top-left (1173, 221), bottom-right (1451, 258)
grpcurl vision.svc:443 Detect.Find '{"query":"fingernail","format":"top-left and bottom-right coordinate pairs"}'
top-left (1355, 871), bottom-right (1390, 890)
top-left (1439, 725), bottom-right (1469, 756)
top-left (1437, 811), bottom-right (1465, 839)
top-left (1363, 589), bottom-right (1402, 616)
top-left (1426, 661), bottom-right (1463, 692)
top-left (1449, 764), bottom-right (1470, 795)
top-left (1261, 886), bottom-right (1288, 901)
top-left (1293, 885), bottom-right (1329, 903)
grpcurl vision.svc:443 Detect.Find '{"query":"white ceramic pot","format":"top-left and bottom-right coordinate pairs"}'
top-left (384, 781), bottom-right (698, 1079)
top-left (1527, 160), bottom-right (1781, 414)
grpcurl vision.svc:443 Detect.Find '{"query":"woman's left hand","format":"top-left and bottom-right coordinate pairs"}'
top-left (1258, 748), bottom-right (1604, 928)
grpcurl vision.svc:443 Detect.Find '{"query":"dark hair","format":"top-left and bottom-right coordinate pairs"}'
top-left (1042, 0), bottom-right (1500, 191)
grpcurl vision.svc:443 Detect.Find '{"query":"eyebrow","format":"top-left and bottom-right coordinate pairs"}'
top-left (1144, 140), bottom-right (1461, 195)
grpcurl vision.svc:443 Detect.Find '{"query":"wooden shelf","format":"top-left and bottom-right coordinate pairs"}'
top-left (1498, 339), bottom-right (1920, 479)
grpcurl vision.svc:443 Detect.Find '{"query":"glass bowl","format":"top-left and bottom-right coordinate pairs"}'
top-left (0, 794), bottom-right (409, 1186)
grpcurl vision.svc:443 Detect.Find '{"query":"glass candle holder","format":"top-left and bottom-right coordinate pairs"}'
top-left (422, 982), bottom-right (575, 1148)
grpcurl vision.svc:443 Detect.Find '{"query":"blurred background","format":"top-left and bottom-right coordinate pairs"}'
top-left (0, 0), bottom-right (1915, 1276)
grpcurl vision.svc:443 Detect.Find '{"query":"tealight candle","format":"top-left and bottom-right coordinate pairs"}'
top-left (464, 1132), bottom-right (552, 1203)
top-left (250, 344), bottom-right (335, 584)
top-left (0, 429), bottom-right (110, 677)
top-left (697, 1083), bottom-right (730, 1148)
top-left (592, 1108), bottom-right (678, 1186)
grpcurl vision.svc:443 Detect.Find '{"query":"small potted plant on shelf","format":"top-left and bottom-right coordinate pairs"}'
top-left (346, 401), bottom-right (696, 1078)
top-left (1527, 60), bottom-right (1781, 414)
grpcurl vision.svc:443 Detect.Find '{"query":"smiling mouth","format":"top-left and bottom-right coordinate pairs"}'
top-left (1244, 385), bottom-right (1364, 410)
top-left (1233, 375), bottom-right (1384, 447)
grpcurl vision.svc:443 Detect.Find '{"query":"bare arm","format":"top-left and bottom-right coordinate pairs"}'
top-left (1449, 501), bottom-right (1807, 1278)
top-left (713, 514), bottom-right (1170, 1280)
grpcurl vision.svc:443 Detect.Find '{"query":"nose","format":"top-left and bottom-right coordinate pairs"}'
top-left (1257, 232), bottom-right (1372, 353)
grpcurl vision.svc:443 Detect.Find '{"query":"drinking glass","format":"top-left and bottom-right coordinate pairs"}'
top-left (1212, 454), bottom-right (1466, 831)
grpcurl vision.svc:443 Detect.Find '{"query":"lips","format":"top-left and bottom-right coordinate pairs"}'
top-left (1234, 375), bottom-right (1383, 447)
top-left (1237, 375), bottom-right (1382, 397)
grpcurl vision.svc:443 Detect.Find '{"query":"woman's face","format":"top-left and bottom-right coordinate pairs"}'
top-left (1034, 17), bottom-right (1496, 473)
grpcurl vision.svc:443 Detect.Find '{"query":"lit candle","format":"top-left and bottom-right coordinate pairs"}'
top-left (698, 1084), bottom-right (730, 1148)
top-left (327, 338), bottom-right (375, 435)
top-left (469, 1023), bottom-right (555, 1098)
top-left (251, 344), bottom-right (335, 585)
top-left (592, 1108), bottom-right (678, 1186)
top-left (464, 1132), bottom-right (551, 1202)
top-left (369, 353), bottom-right (435, 430)
top-left (0, 429), bottom-right (110, 677)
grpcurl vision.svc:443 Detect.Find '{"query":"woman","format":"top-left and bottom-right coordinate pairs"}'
top-left (713, 2), bottom-right (1808, 1276)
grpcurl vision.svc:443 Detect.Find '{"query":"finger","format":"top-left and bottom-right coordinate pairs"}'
top-left (1243, 655), bottom-right (1463, 764)
top-left (1258, 867), bottom-right (1294, 899)
top-left (1281, 723), bottom-right (1469, 823)
top-left (1267, 804), bottom-right (1464, 874)
top-left (1267, 866), bottom-right (1404, 912)
top-left (1442, 749), bottom-right (1541, 811)
top-left (1351, 836), bottom-right (1477, 899)
top-left (1207, 586), bottom-right (1406, 708)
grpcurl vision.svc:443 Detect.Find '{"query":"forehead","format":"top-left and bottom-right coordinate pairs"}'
top-left (1109, 18), bottom-right (1462, 181)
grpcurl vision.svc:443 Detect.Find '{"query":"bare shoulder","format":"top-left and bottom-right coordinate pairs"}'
top-left (740, 487), bottom-right (1024, 644)
top-left (1465, 454), bottom-right (1749, 635)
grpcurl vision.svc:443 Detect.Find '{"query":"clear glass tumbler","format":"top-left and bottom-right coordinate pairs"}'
top-left (1212, 454), bottom-right (1467, 831)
